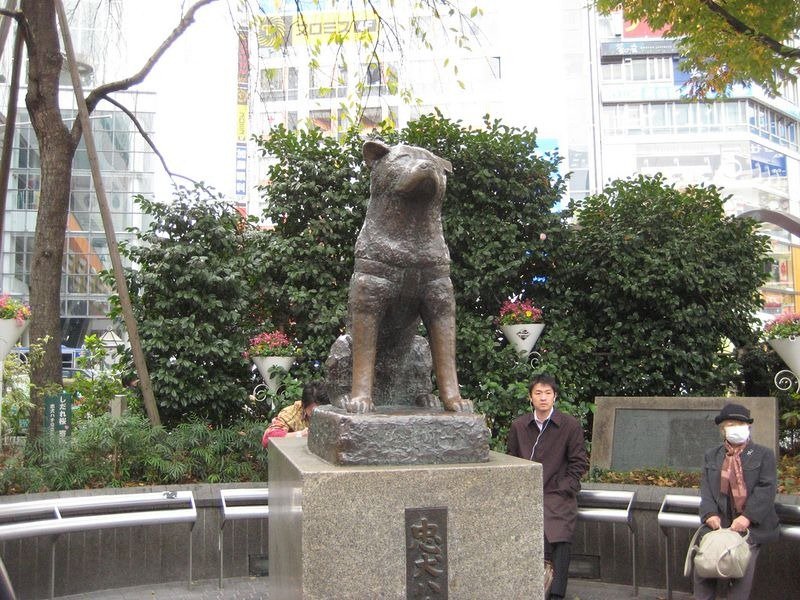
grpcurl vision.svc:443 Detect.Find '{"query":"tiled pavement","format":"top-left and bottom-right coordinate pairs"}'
top-left (54, 576), bottom-right (694, 600)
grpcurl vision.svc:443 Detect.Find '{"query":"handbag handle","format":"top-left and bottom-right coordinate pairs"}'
top-left (683, 525), bottom-right (706, 578)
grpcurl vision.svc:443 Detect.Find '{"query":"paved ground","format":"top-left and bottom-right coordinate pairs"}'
top-left (55, 576), bottom-right (694, 600)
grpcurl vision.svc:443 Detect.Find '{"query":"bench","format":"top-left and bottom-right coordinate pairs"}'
top-left (218, 487), bottom-right (269, 588)
top-left (0, 490), bottom-right (196, 599)
top-left (578, 489), bottom-right (638, 596)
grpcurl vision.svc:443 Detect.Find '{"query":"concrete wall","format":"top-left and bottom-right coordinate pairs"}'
top-left (2, 482), bottom-right (798, 598)
top-left (572, 483), bottom-right (800, 596)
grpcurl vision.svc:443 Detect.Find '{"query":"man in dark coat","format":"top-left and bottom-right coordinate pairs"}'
top-left (694, 402), bottom-right (779, 600)
top-left (507, 373), bottom-right (589, 600)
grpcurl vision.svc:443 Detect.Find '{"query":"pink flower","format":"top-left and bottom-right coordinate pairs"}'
top-left (244, 329), bottom-right (297, 358)
top-left (498, 298), bottom-right (543, 325)
top-left (0, 294), bottom-right (30, 324)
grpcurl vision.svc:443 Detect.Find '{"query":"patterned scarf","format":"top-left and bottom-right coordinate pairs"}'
top-left (720, 440), bottom-right (748, 514)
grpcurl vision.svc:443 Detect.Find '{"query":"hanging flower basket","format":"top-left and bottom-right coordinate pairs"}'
top-left (244, 330), bottom-right (298, 393)
top-left (0, 295), bottom-right (30, 360)
top-left (764, 313), bottom-right (800, 375)
top-left (501, 323), bottom-right (545, 357)
top-left (497, 298), bottom-right (544, 357)
top-left (252, 355), bottom-right (295, 393)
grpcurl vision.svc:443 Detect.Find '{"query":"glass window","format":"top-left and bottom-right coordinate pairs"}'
top-left (650, 103), bottom-right (669, 132)
top-left (309, 110), bottom-right (332, 133)
top-left (672, 58), bottom-right (690, 86)
top-left (601, 59), bottom-right (622, 81)
top-left (261, 67), bottom-right (285, 101)
top-left (673, 103), bottom-right (691, 129)
top-left (287, 67), bottom-right (298, 100)
top-left (359, 107), bottom-right (382, 132)
top-left (309, 67), bottom-right (334, 99)
top-left (12, 235), bottom-right (34, 286)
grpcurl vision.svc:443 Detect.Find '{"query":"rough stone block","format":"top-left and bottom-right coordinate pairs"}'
top-left (307, 405), bottom-right (490, 466)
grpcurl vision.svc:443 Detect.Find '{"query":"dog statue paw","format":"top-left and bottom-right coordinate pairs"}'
top-left (343, 395), bottom-right (375, 414)
top-left (442, 396), bottom-right (473, 413)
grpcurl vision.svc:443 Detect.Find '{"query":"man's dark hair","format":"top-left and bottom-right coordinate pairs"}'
top-left (302, 380), bottom-right (330, 409)
top-left (528, 372), bottom-right (559, 397)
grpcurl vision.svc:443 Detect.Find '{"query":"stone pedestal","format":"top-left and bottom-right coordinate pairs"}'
top-left (269, 437), bottom-right (544, 600)
top-left (308, 405), bottom-right (490, 466)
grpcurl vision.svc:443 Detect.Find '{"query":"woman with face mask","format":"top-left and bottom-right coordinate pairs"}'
top-left (693, 403), bottom-right (780, 599)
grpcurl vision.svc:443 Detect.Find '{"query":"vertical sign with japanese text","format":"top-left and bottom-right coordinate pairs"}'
top-left (406, 507), bottom-right (448, 599)
top-left (235, 26), bottom-right (249, 205)
top-left (43, 392), bottom-right (72, 437)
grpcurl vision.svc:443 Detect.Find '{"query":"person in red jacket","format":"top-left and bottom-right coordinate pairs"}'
top-left (507, 373), bottom-right (589, 600)
top-left (262, 381), bottom-right (329, 447)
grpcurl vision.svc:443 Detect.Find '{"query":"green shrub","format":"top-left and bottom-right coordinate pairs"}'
top-left (0, 415), bottom-right (269, 494)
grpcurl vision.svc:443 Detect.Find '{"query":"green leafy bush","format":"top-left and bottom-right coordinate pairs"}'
top-left (1, 354), bottom-right (32, 436)
top-left (0, 415), bottom-right (270, 494)
top-left (544, 175), bottom-right (770, 403)
top-left (116, 186), bottom-right (272, 425)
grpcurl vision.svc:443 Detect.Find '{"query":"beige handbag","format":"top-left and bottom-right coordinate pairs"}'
top-left (683, 526), bottom-right (752, 579)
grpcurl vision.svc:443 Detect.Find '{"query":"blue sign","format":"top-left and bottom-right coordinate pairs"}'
top-left (750, 143), bottom-right (787, 177)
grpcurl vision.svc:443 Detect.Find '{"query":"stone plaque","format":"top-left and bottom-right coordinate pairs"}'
top-left (406, 507), bottom-right (448, 600)
top-left (610, 409), bottom-right (718, 471)
top-left (591, 397), bottom-right (778, 472)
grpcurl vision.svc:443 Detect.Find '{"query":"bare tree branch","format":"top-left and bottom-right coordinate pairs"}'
top-left (699, 0), bottom-right (800, 60)
top-left (98, 95), bottom-right (209, 193)
top-left (71, 0), bottom-right (219, 144)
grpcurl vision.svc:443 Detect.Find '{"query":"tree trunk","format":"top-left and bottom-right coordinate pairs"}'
top-left (22, 0), bottom-right (77, 438)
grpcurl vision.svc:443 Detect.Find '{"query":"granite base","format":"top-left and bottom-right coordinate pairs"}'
top-left (268, 437), bottom-right (543, 600)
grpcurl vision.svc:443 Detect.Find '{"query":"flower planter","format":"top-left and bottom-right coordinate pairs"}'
top-left (501, 323), bottom-right (545, 357)
top-left (0, 318), bottom-right (26, 358)
top-left (768, 336), bottom-right (800, 376)
top-left (0, 318), bottom-right (27, 439)
top-left (252, 356), bottom-right (295, 393)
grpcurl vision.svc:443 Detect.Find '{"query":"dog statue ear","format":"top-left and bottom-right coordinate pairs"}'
top-left (439, 158), bottom-right (453, 174)
top-left (363, 140), bottom-right (391, 168)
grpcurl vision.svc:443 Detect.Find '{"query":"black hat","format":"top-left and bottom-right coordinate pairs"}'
top-left (714, 403), bottom-right (754, 425)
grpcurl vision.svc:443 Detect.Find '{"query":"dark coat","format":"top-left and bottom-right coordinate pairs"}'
top-left (699, 441), bottom-right (780, 545)
top-left (507, 409), bottom-right (589, 543)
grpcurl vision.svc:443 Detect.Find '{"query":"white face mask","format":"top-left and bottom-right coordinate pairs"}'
top-left (724, 424), bottom-right (750, 445)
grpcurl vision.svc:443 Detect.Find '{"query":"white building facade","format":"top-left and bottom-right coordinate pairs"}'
top-left (2, 0), bottom-right (799, 350)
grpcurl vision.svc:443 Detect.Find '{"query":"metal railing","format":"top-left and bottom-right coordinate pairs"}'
top-left (0, 490), bottom-right (197, 599)
top-left (657, 494), bottom-right (701, 600)
top-left (578, 489), bottom-right (638, 596)
top-left (218, 488), bottom-right (269, 589)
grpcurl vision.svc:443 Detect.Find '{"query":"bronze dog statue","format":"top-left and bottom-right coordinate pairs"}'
top-left (334, 140), bottom-right (472, 414)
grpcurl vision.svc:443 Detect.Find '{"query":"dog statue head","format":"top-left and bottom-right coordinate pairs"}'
top-left (363, 140), bottom-right (453, 203)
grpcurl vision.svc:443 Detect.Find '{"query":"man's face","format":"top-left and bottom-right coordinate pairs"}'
top-left (529, 383), bottom-right (556, 415)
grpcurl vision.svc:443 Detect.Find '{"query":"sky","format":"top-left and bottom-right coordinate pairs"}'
top-left (117, 1), bottom-right (240, 202)
top-left (97, 0), bottom-right (573, 204)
